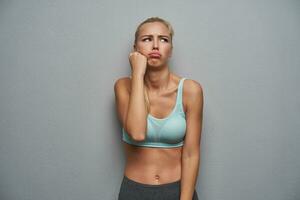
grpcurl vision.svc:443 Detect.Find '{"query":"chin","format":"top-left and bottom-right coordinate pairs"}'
top-left (148, 60), bottom-right (164, 67)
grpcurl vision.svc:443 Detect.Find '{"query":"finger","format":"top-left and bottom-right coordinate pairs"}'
top-left (136, 51), bottom-right (145, 57)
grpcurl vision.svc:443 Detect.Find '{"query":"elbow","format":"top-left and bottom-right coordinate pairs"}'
top-left (131, 133), bottom-right (146, 142)
top-left (182, 149), bottom-right (200, 160)
top-left (125, 126), bottom-right (146, 142)
top-left (125, 119), bottom-right (147, 142)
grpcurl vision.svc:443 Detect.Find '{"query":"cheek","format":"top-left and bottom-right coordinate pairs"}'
top-left (136, 43), bottom-right (150, 52)
top-left (163, 47), bottom-right (172, 57)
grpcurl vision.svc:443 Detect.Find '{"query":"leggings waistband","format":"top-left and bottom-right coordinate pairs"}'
top-left (123, 175), bottom-right (181, 188)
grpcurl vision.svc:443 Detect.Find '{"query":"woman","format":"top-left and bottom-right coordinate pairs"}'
top-left (114, 17), bottom-right (204, 200)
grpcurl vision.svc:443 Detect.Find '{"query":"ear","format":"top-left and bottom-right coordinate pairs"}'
top-left (133, 44), bottom-right (137, 51)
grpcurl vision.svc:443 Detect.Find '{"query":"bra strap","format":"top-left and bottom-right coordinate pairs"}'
top-left (176, 78), bottom-right (186, 107)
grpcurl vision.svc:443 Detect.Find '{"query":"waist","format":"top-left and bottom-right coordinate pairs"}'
top-left (123, 143), bottom-right (182, 184)
top-left (124, 162), bottom-right (181, 185)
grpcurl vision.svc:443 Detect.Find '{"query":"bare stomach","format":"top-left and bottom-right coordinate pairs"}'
top-left (123, 143), bottom-right (183, 185)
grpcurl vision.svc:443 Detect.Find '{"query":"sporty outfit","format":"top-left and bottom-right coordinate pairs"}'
top-left (118, 77), bottom-right (199, 200)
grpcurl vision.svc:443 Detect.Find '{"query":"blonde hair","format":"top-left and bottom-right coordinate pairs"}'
top-left (144, 85), bottom-right (150, 113)
top-left (134, 17), bottom-right (175, 113)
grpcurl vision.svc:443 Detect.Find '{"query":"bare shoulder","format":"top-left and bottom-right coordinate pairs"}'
top-left (114, 76), bottom-right (131, 92)
top-left (183, 79), bottom-right (203, 95)
top-left (182, 79), bottom-right (204, 111)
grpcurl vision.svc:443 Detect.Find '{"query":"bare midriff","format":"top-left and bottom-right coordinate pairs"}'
top-left (123, 142), bottom-right (182, 185)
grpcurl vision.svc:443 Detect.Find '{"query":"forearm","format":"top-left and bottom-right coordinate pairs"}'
top-left (180, 154), bottom-right (200, 200)
top-left (125, 74), bottom-right (147, 141)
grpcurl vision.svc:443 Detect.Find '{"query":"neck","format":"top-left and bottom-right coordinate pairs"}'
top-left (144, 67), bottom-right (172, 92)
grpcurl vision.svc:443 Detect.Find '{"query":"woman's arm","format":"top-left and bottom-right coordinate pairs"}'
top-left (114, 74), bottom-right (148, 141)
top-left (125, 74), bottom-right (148, 141)
top-left (180, 80), bottom-right (204, 200)
top-left (114, 52), bottom-right (148, 142)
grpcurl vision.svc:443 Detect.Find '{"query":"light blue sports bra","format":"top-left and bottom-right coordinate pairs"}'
top-left (122, 77), bottom-right (187, 148)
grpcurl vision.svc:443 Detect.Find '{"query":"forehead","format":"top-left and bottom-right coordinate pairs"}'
top-left (138, 22), bottom-right (170, 37)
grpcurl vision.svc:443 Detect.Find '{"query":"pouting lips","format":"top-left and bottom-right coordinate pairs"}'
top-left (149, 53), bottom-right (161, 58)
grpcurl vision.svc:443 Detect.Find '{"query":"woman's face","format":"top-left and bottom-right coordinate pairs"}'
top-left (134, 22), bottom-right (173, 67)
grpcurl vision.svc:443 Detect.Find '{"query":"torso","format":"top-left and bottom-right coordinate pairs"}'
top-left (123, 143), bottom-right (182, 184)
top-left (122, 74), bottom-right (187, 185)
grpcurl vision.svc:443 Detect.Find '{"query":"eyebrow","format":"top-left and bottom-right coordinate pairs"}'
top-left (140, 34), bottom-right (170, 38)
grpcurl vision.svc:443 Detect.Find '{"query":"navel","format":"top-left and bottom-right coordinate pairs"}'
top-left (154, 174), bottom-right (160, 181)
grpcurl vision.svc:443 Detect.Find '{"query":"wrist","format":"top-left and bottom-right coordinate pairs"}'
top-left (131, 73), bottom-right (145, 80)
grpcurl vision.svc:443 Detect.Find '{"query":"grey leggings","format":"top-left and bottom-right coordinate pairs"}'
top-left (118, 176), bottom-right (199, 200)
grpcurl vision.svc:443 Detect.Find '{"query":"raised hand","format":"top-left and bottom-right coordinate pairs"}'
top-left (128, 51), bottom-right (148, 77)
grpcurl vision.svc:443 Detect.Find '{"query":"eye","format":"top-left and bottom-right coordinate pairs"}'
top-left (160, 38), bottom-right (169, 42)
top-left (142, 38), bottom-right (151, 42)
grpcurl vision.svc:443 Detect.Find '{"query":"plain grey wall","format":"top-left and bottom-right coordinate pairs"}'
top-left (0, 0), bottom-right (299, 200)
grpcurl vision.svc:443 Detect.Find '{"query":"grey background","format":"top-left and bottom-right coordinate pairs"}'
top-left (0, 0), bottom-right (299, 200)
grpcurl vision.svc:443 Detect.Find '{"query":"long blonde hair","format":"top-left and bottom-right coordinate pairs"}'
top-left (144, 84), bottom-right (150, 113)
top-left (134, 17), bottom-right (175, 113)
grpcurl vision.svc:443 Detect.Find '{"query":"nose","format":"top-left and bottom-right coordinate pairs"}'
top-left (152, 38), bottom-right (159, 50)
